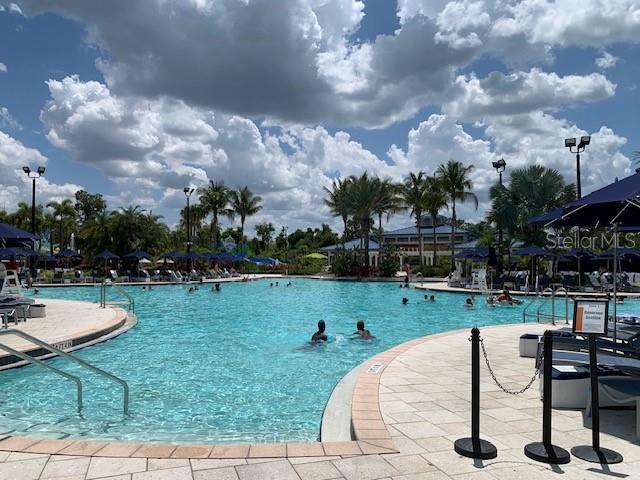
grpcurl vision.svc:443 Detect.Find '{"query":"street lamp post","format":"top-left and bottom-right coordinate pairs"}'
top-left (22, 166), bottom-right (45, 274)
top-left (565, 136), bottom-right (590, 289)
top-left (183, 187), bottom-right (195, 270)
top-left (564, 136), bottom-right (590, 199)
top-left (55, 215), bottom-right (62, 251)
top-left (491, 158), bottom-right (507, 245)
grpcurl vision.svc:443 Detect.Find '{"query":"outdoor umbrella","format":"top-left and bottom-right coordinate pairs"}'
top-left (161, 251), bottom-right (184, 259)
top-left (304, 253), bottom-right (327, 260)
top-left (539, 171), bottom-right (640, 340)
top-left (54, 249), bottom-right (82, 258)
top-left (0, 223), bottom-right (39, 244)
top-left (513, 245), bottom-right (554, 290)
top-left (95, 250), bottom-right (119, 260)
top-left (124, 250), bottom-right (151, 259)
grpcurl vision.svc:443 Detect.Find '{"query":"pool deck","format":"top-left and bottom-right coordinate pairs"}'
top-left (2, 320), bottom-right (640, 479)
top-left (415, 281), bottom-right (640, 298)
top-left (0, 299), bottom-right (131, 369)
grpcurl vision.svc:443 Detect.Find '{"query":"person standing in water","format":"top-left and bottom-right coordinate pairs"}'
top-left (312, 320), bottom-right (328, 342)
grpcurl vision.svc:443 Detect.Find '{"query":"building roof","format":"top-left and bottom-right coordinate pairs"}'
top-left (320, 238), bottom-right (380, 252)
top-left (380, 225), bottom-right (469, 236)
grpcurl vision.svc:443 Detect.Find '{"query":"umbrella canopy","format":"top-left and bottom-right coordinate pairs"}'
top-left (529, 207), bottom-right (565, 225)
top-left (512, 245), bottom-right (553, 257)
top-left (304, 253), bottom-right (327, 260)
top-left (139, 258), bottom-right (152, 264)
top-left (596, 247), bottom-right (640, 259)
top-left (124, 250), bottom-right (151, 259)
top-left (95, 250), bottom-right (119, 260)
top-left (55, 248), bottom-right (82, 258)
top-left (0, 223), bottom-right (39, 242)
top-left (564, 247), bottom-right (594, 258)
top-left (161, 251), bottom-right (184, 259)
top-left (0, 247), bottom-right (23, 259)
top-left (453, 247), bottom-right (489, 260)
top-left (182, 251), bottom-right (201, 260)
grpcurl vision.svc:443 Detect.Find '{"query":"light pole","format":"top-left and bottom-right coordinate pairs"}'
top-left (491, 158), bottom-right (507, 245)
top-left (183, 187), bottom-right (195, 270)
top-left (564, 136), bottom-right (590, 199)
top-left (22, 166), bottom-right (45, 274)
top-left (55, 215), bottom-right (62, 252)
top-left (565, 136), bottom-right (590, 289)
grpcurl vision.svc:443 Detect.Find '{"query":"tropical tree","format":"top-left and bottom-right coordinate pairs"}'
top-left (80, 211), bottom-right (114, 257)
top-left (74, 190), bottom-right (106, 224)
top-left (373, 179), bottom-right (402, 246)
top-left (423, 176), bottom-right (448, 267)
top-left (255, 222), bottom-right (275, 251)
top-left (230, 186), bottom-right (262, 246)
top-left (487, 165), bottom-right (576, 245)
top-left (436, 159), bottom-right (478, 269)
top-left (198, 180), bottom-right (234, 248)
top-left (401, 171), bottom-right (429, 266)
top-left (344, 172), bottom-right (381, 271)
top-left (9, 202), bottom-right (45, 234)
top-left (47, 199), bottom-right (77, 249)
top-left (323, 178), bottom-right (352, 241)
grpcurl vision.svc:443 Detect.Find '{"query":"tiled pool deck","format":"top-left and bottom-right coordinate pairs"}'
top-left (2, 322), bottom-right (640, 479)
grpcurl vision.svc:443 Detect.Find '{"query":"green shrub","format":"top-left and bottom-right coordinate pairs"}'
top-left (331, 248), bottom-right (359, 276)
top-left (378, 245), bottom-right (400, 277)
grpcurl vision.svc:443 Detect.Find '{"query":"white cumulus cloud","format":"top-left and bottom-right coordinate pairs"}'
top-left (595, 51), bottom-right (619, 69)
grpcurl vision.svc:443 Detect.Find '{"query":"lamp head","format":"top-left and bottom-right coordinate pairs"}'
top-left (578, 136), bottom-right (591, 148)
top-left (37, 166), bottom-right (46, 175)
top-left (564, 138), bottom-right (577, 148)
top-left (492, 158), bottom-right (506, 171)
top-left (183, 186), bottom-right (191, 196)
top-left (22, 166), bottom-right (31, 175)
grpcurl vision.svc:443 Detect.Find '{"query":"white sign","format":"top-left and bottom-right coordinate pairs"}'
top-left (367, 362), bottom-right (384, 374)
top-left (573, 299), bottom-right (609, 335)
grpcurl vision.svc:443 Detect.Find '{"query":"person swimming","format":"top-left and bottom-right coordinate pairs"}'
top-left (430, 295), bottom-right (435, 302)
top-left (270, 282), bottom-right (274, 287)
top-left (275, 281), bottom-right (279, 286)
top-left (402, 297), bottom-right (409, 305)
top-left (188, 287), bottom-right (195, 293)
top-left (312, 320), bottom-right (328, 342)
top-left (353, 320), bottom-right (375, 340)
top-left (486, 295), bottom-right (496, 307)
top-left (496, 288), bottom-right (512, 303)
top-left (464, 297), bottom-right (474, 307)
top-left (287, 281), bottom-right (292, 287)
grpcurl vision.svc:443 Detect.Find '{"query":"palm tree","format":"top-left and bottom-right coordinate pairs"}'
top-left (487, 165), bottom-right (575, 245)
top-left (436, 160), bottom-right (479, 269)
top-left (47, 199), bottom-right (76, 249)
top-left (230, 186), bottom-right (262, 246)
top-left (345, 172), bottom-right (382, 271)
top-left (424, 176), bottom-right (448, 267)
top-left (373, 179), bottom-right (402, 246)
top-left (80, 211), bottom-right (114, 256)
top-left (198, 180), bottom-right (234, 248)
top-left (401, 172), bottom-right (429, 266)
top-left (323, 178), bottom-right (352, 241)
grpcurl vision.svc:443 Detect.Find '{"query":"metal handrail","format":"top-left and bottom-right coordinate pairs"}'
top-left (522, 294), bottom-right (541, 323)
top-left (0, 329), bottom-right (129, 414)
top-left (535, 288), bottom-right (555, 324)
top-left (0, 342), bottom-right (83, 412)
top-left (100, 281), bottom-right (134, 313)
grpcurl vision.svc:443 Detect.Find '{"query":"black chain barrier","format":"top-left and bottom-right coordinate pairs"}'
top-left (479, 337), bottom-right (540, 395)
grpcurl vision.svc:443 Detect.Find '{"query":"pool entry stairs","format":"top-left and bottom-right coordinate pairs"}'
top-left (0, 329), bottom-right (129, 413)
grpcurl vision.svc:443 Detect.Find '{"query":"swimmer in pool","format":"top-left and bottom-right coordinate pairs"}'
top-left (464, 297), bottom-right (474, 307)
top-left (188, 287), bottom-right (195, 293)
top-left (353, 320), bottom-right (375, 340)
top-left (429, 295), bottom-right (435, 302)
top-left (312, 320), bottom-right (328, 342)
top-left (402, 297), bottom-right (409, 305)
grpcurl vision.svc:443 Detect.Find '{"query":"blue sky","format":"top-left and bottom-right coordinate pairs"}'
top-left (1, 0), bottom-right (638, 230)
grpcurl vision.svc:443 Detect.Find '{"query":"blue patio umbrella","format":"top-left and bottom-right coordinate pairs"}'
top-left (95, 250), bottom-right (119, 260)
top-left (564, 247), bottom-right (594, 258)
top-left (596, 247), bottom-right (640, 259)
top-left (0, 223), bottom-right (39, 243)
top-left (161, 251), bottom-right (184, 259)
top-left (529, 207), bottom-right (566, 225)
top-left (512, 245), bottom-right (553, 257)
top-left (0, 247), bottom-right (21, 259)
top-left (182, 251), bottom-right (201, 260)
top-left (124, 250), bottom-right (151, 259)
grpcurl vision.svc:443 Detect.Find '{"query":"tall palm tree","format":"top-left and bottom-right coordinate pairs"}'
top-left (80, 211), bottom-right (114, 256)
top-left (401, 172), bottom-right (429, 266)
top-left (47, 199), bottom-right (76, 249)
top-left (345, 172), bottom-right (382, 271)
top-left (487, 165), bottom-right (575, 245)
top-left (323, 178), bottom-right (352, 241)
top-left (198, 180), bottom-right (234, 248)
top-left (436, 160), bottom-right (478, 269)
top-left (373, 179), bottom-right (402, 247)
top-left (230, 186), bottom-right (262, 246)
top-left (423, 176), bottom-right (448, 267)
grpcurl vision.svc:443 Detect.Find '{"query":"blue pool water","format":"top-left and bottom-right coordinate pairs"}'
top-left (2, 279), bottom-right (640, 443)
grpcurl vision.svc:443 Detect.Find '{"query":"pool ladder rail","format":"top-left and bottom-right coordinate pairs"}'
top-left (0, 329), bottom-right (129, 414)
top-left (100, 280), bottom-right (135, 313)
top-left (522, 287), bottom-right (571, 325)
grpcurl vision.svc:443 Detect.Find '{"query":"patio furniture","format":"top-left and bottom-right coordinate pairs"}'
top-left (587, 377), bottom-right (640, 439)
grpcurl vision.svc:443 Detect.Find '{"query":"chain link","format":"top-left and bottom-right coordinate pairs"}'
top-left (478, 336), bottom-right (541, 395)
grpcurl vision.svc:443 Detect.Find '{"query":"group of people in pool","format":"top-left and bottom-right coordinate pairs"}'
top-left (269, 281), bottom-right (292, 287)
top-left (460, 289), bottom-right (523, 308)
top-left (311, 319), bottom-right (375, 342)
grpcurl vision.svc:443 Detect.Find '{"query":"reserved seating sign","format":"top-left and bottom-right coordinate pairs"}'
top-left (573, 298), bottom-right (609, 336)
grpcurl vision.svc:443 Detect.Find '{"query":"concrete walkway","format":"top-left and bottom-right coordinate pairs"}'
top-left (1, 323), bottom-right (639, 479)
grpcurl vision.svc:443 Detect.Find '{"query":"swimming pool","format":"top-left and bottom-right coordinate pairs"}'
top-left (2, 279), bottom-right (640, 444)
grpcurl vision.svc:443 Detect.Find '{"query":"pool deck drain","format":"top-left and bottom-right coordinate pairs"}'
top-left (2, 323), bottom-right (640, 478)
